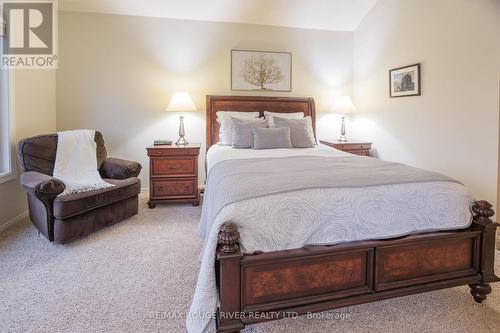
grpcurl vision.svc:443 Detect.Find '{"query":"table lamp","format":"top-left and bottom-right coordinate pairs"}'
top-left (333, 96), bottom-right (355, 142)
top-left (166, 92), bottom-right (197, 145)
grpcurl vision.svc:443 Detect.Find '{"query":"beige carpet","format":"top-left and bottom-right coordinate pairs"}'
top-left (1, 194), bottom-right (500, 333)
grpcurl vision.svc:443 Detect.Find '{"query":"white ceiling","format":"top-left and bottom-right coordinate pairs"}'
top-left (59, 0), bottom-right (378, 31)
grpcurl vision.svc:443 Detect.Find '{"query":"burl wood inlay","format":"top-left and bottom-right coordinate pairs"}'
top-left (377, 238), bottom-right (473, 284)
top-left (244, 252), bottom-right (367, 305)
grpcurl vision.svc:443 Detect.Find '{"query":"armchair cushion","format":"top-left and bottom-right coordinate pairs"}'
top-left (21, 171), bottom-right (65, 197)
top-left (100, 158), bottom-right (142, 179)
top-left (53, 177), bottom-right (140, 219)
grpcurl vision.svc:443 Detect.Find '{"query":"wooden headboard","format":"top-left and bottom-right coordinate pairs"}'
top-left (206, 95), bottom-right (316, 148)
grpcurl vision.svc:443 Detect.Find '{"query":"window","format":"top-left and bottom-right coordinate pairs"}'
top-left (0, 34), bottom-right (15, 183)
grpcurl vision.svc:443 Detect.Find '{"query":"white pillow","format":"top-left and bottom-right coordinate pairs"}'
top-left (264, 111), bottom-right (304, 119)
top-left (264, 111), bottom-right (305, 127)
top-left (216, 111), bottom-right (260, 122)
top-left (218, 117), bottom-right (265, 146)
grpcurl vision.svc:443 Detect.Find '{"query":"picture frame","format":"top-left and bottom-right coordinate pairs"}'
top-left (231, 49), bottom-right (292, 92)
top-left (389, 63), bottom-right (421, 97)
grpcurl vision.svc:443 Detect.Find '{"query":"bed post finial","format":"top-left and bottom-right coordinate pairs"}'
top-left (469, 200), bottom-right (498, 303)
top-left (218, 223), bottom-right (240, 253)
top-left (472, 200), bottom-right (495, 223)
top-left (216, 223), bottom-right (244, 332)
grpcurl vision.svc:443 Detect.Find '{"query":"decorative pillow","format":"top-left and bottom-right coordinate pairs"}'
top-left (219, 117), bottom-right (265, 146)
top-left (264, 111), bottom-right (304, 127)
top-left (217, 112), bottom-right (260, 145)
top-left (271, 116), bottom-right (315, 148)
top-left (252, 127), bottom-right (292, 149)
top-left (216, 111), bottom-right (259, 122)
top-left (232, 119), bottom-right (267, 149)
top-left (263, 111), bottom-right (304, 118)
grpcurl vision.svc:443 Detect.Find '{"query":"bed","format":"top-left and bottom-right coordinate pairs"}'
top-left (187, 95), bottom-right (499, 333)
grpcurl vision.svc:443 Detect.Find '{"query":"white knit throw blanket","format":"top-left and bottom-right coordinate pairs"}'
top-left (53, 129), bottom-right (113, 196)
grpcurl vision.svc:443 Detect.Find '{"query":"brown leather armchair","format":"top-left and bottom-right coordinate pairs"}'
top-left (18, 132), bottom-right (142, 244)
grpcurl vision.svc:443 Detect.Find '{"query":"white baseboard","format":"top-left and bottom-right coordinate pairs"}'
top-left (0, 210), bottom-right (29, 233)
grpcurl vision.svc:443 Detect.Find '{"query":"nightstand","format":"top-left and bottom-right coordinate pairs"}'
top-left (320, 140), bottom-right (372, 156)
top-left (146, 144), bottom-right (201, 208)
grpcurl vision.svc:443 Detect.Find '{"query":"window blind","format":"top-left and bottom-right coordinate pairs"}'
top-left (0, 35), bottom-right (12, 176)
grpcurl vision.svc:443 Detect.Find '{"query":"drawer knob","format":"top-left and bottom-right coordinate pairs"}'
top-left (168, 164), bottom-right (181, 170)
top-left (159, 186), bottom-right (164, 191)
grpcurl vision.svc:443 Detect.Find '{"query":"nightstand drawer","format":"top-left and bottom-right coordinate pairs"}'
top-left (148, 148), bottom-right (169, 157)
top-left (320, 140), bottom-right (372, 157)
top-left (335, 144), bottom-right (370, 150)
top-left (148, 148), bottom-right (199, 157)
top-left (344, 149), bottom-right (370, 156)
top-left (151, 158), bottom-right (196, 177)
top-left (152, 179), bottom-right (197, 198)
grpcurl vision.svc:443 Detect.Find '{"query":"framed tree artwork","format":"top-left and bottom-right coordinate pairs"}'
top-left (389, 63), bottom-right (421, 97)
top-left (231, 50), bottom-right (292, 92)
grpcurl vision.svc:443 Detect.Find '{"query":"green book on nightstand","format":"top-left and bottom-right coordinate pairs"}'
top-left (154, 140), bottom-right (172, 146)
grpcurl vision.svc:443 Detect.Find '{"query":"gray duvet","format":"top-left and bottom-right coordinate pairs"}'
top-left (198, 155), bottom-right (459, 240)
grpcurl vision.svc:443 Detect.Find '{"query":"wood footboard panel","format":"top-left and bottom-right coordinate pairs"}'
top-left (215, 201), bottom-right (499, 333)
top-left (375, 233), bottom-right (480, 291)
top-left (239, 231), bottom-right (482, 313)
top-left (242, 249), bottom-right (373, 312)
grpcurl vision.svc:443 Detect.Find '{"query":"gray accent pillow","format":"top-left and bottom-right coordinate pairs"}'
top-left (271, 116), bottom-right (315, 148)
top-left (252, 127), bottom-right (292, 149)
top-left (219, 117), bottom-right (264, 146)
top-left (231, 118), bottom-right (267, 149)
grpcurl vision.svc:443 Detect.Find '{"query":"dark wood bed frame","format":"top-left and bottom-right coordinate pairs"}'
top-left (206, 95), bottom-right (499, 332)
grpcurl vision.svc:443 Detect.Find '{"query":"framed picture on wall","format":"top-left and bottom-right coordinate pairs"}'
top-left (389, 63), bottom-right (421, 97)
top-left (231, 50), bottom-right (292, 92)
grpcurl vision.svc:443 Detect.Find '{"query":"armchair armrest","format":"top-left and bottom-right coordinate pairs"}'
top-left (20, 171), bottom-right (65, 242)
top-left (20, 171), bottom-right (65, 198)
top-left (100, 158), bottom-right (142, 179)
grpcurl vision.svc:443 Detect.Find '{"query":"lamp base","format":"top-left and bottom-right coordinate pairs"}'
top-left (175, 114), bottom-right (188, 145)
top-left (175, 136), bottom-right (188, 146)
top-left (339, 114), bottom-right (347, 142)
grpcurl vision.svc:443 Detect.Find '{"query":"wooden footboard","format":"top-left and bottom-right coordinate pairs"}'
top-left (215, 201), bottom-right (499, 332)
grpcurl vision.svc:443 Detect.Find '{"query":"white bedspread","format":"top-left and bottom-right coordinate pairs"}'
top-left (187, 145), bottom-right (474, 333)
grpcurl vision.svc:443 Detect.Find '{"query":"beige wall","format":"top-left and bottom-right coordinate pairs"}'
top-left (3, 2), bottom-right (498, 228)
top-left (56, 12), bottom-right (354, 186)
top-left (0, 70), bottom-right (57, 228)
top-left (352, 0), bottom-right (500, 208)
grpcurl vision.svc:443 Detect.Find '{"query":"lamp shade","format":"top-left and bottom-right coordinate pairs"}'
top-left (166, 92), bottom-right (197, 112)
top-left (332, 96), bottom-right (355, 113)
